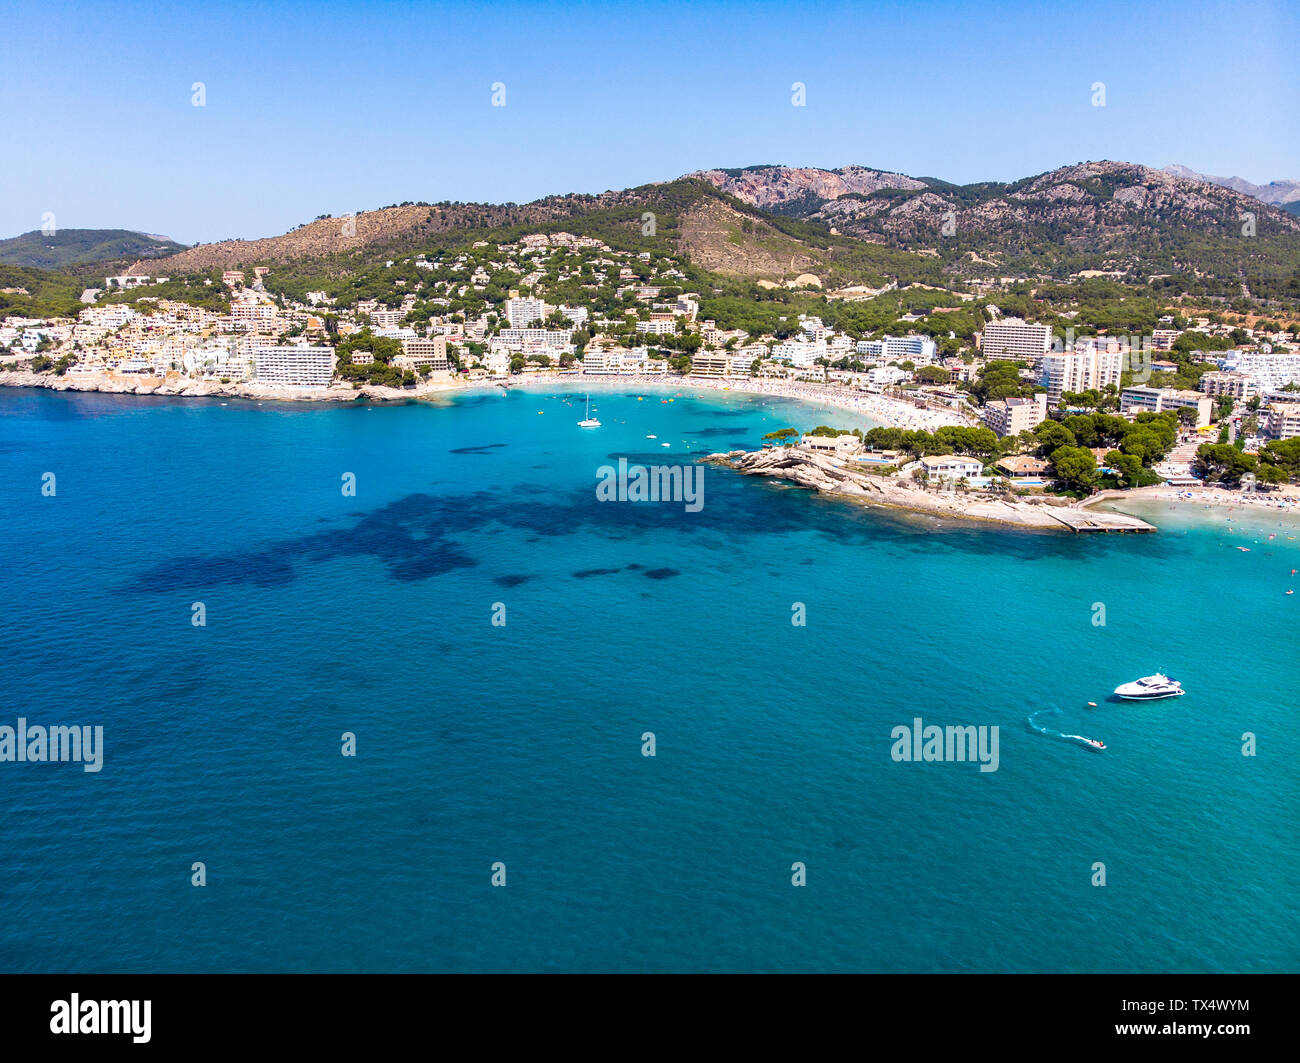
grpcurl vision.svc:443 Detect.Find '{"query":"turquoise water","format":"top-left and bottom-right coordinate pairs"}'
top-left (1, 383), bottom-right (1297, 973)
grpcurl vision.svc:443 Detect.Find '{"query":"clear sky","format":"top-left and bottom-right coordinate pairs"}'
top-left (1, 0), bottom-right (1296, 244)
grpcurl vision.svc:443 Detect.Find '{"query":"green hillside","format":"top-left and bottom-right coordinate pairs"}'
top-left (0, 229), bottom-right (186, 270)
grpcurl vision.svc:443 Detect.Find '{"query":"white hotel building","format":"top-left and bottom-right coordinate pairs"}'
top-left (1199, 371), bottom-right (1257, 401)
top-left (252, 345), bottom-right (335, 387)
top-left (398, 336), bottom-right (449, 372)
top-left (979, 318), bottom-right (1053, 363)
top-left (856, 335), bottom-right (938, 365)
top-left (1119, 386), bottom-right (1214, 427)
top-left (504, 297), bottom-right (548, 329)
top-left (1040, 349), bottom-right (1123, 406)
top-left (772, 340), bottom-right (825, 369)
top-left (496, 328), bottom-right (571, 350)
top-left (691, 352), bottom-right (754, 379)
top-left (1264, 403), bottom-right (1300, 440)
top-left (1224, 352), bottom-right (1300, 391)
top-left (583, 347), bottom-right (660, 374)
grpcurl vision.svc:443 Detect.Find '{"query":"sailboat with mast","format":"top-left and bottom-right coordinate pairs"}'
top-left (578, 394), bottom-right (600, 428)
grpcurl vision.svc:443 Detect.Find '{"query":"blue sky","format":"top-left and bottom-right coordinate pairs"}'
top-left (1, 0), bottom-right (1296, 244)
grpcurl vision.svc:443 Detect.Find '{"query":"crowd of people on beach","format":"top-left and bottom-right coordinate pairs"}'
top-left (1141, 485), bottom-right (1300, 513)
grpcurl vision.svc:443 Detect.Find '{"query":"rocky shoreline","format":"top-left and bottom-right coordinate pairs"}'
top-left (0, 368), bottom-right (466, 404)
top-left (704, 446), bottom-right (1157, 533)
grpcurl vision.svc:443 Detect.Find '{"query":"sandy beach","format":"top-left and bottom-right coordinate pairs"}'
top-left (1087, 483), bottom-right (1300, 519)
top-left (490, 373), bottom-right (971, 432)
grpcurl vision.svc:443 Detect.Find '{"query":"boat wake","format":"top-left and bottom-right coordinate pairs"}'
top-left (1026, 710), bottom-right (1106, 752)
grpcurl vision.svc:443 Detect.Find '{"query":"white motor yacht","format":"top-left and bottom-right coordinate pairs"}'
top-left (1114, 674), bottom-right (1184, 700)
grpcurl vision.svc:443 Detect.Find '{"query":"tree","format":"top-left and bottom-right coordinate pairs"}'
top-left (1034, 420), bottom-right (1076, 455)
top-left (1104, 450), bottom-right (1145, 488)
top-left (763, 427), bottom-right (799, 446)
top-left (1193, 443), bottom-right (1257, 485)
top-left (969, 360), bottom-right (1035, 403)
top-left (1260, 437), bottom-right (1300, 478)
top-left (1256, 463), bottom-right (1290, 486)
top-left (1050, 446), bottom-right (1098, 492)
top-left (1119, 427), bottom-right (1167, 464)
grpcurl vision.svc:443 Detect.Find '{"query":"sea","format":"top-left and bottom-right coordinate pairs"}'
top-left (1, 381), bottom-right (1297, 973)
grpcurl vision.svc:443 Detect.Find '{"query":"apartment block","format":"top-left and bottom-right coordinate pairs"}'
top-left (1226, 352), bottom-right (1300, 390)
top-left (504, 297), bottom-right (548, 328)
top-left (979, 318), bottom-right (1052, 363)
top-left (1119, 386), bottom-right (1213, 427)
top-left (982, 393), bottom-right (1047, 437)
top-left (857, 335), bottom-right (938, 365)
top-left (1263, 403), bottom-right (1300, 440)
top-left (1151, 329), bottom-right (1182, 351)
top-left (251, 345), bottom-right (334, 387)
top-left (497, 328), bottom-right (570, 349)
top-left (398, 336), bottom-right (449, 372)
top-left (690, 352), bottom-right (752, 379)
top-left (1040, 349), bottom-right (1123, 405)
top-left (1199, 371), bottom-right (1257, 401)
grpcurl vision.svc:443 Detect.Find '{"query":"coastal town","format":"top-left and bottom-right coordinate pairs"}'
top-left (3, 227), bottom-right (1299, 516)
top-left (6, 0), bottom-right (1300, 1001)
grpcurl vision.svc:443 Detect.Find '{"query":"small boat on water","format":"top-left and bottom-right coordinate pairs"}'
top-left (1083, 738), bottom-right (1106, 751)
top-left (578, 394), bottom-right (600, 428)
top-left (1114, 674), bottom-right (1184, 700)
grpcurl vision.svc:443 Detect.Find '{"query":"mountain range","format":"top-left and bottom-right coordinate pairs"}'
top-left (1162, 164), bottom-right (1300, 211)
top-left (4, 161), bottom-right (1298, 306)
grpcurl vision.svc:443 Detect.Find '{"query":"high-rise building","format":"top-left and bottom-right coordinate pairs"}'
top-left (505, 297), bottom-right (548, 329)
top-left (1040, 349), bottom-right (1123, 405)
top-left (979, 318), bottom-right (1052, 363)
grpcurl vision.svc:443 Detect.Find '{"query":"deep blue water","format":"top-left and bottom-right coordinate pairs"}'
top-left (1, 383), bottom-right (1297, 973)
